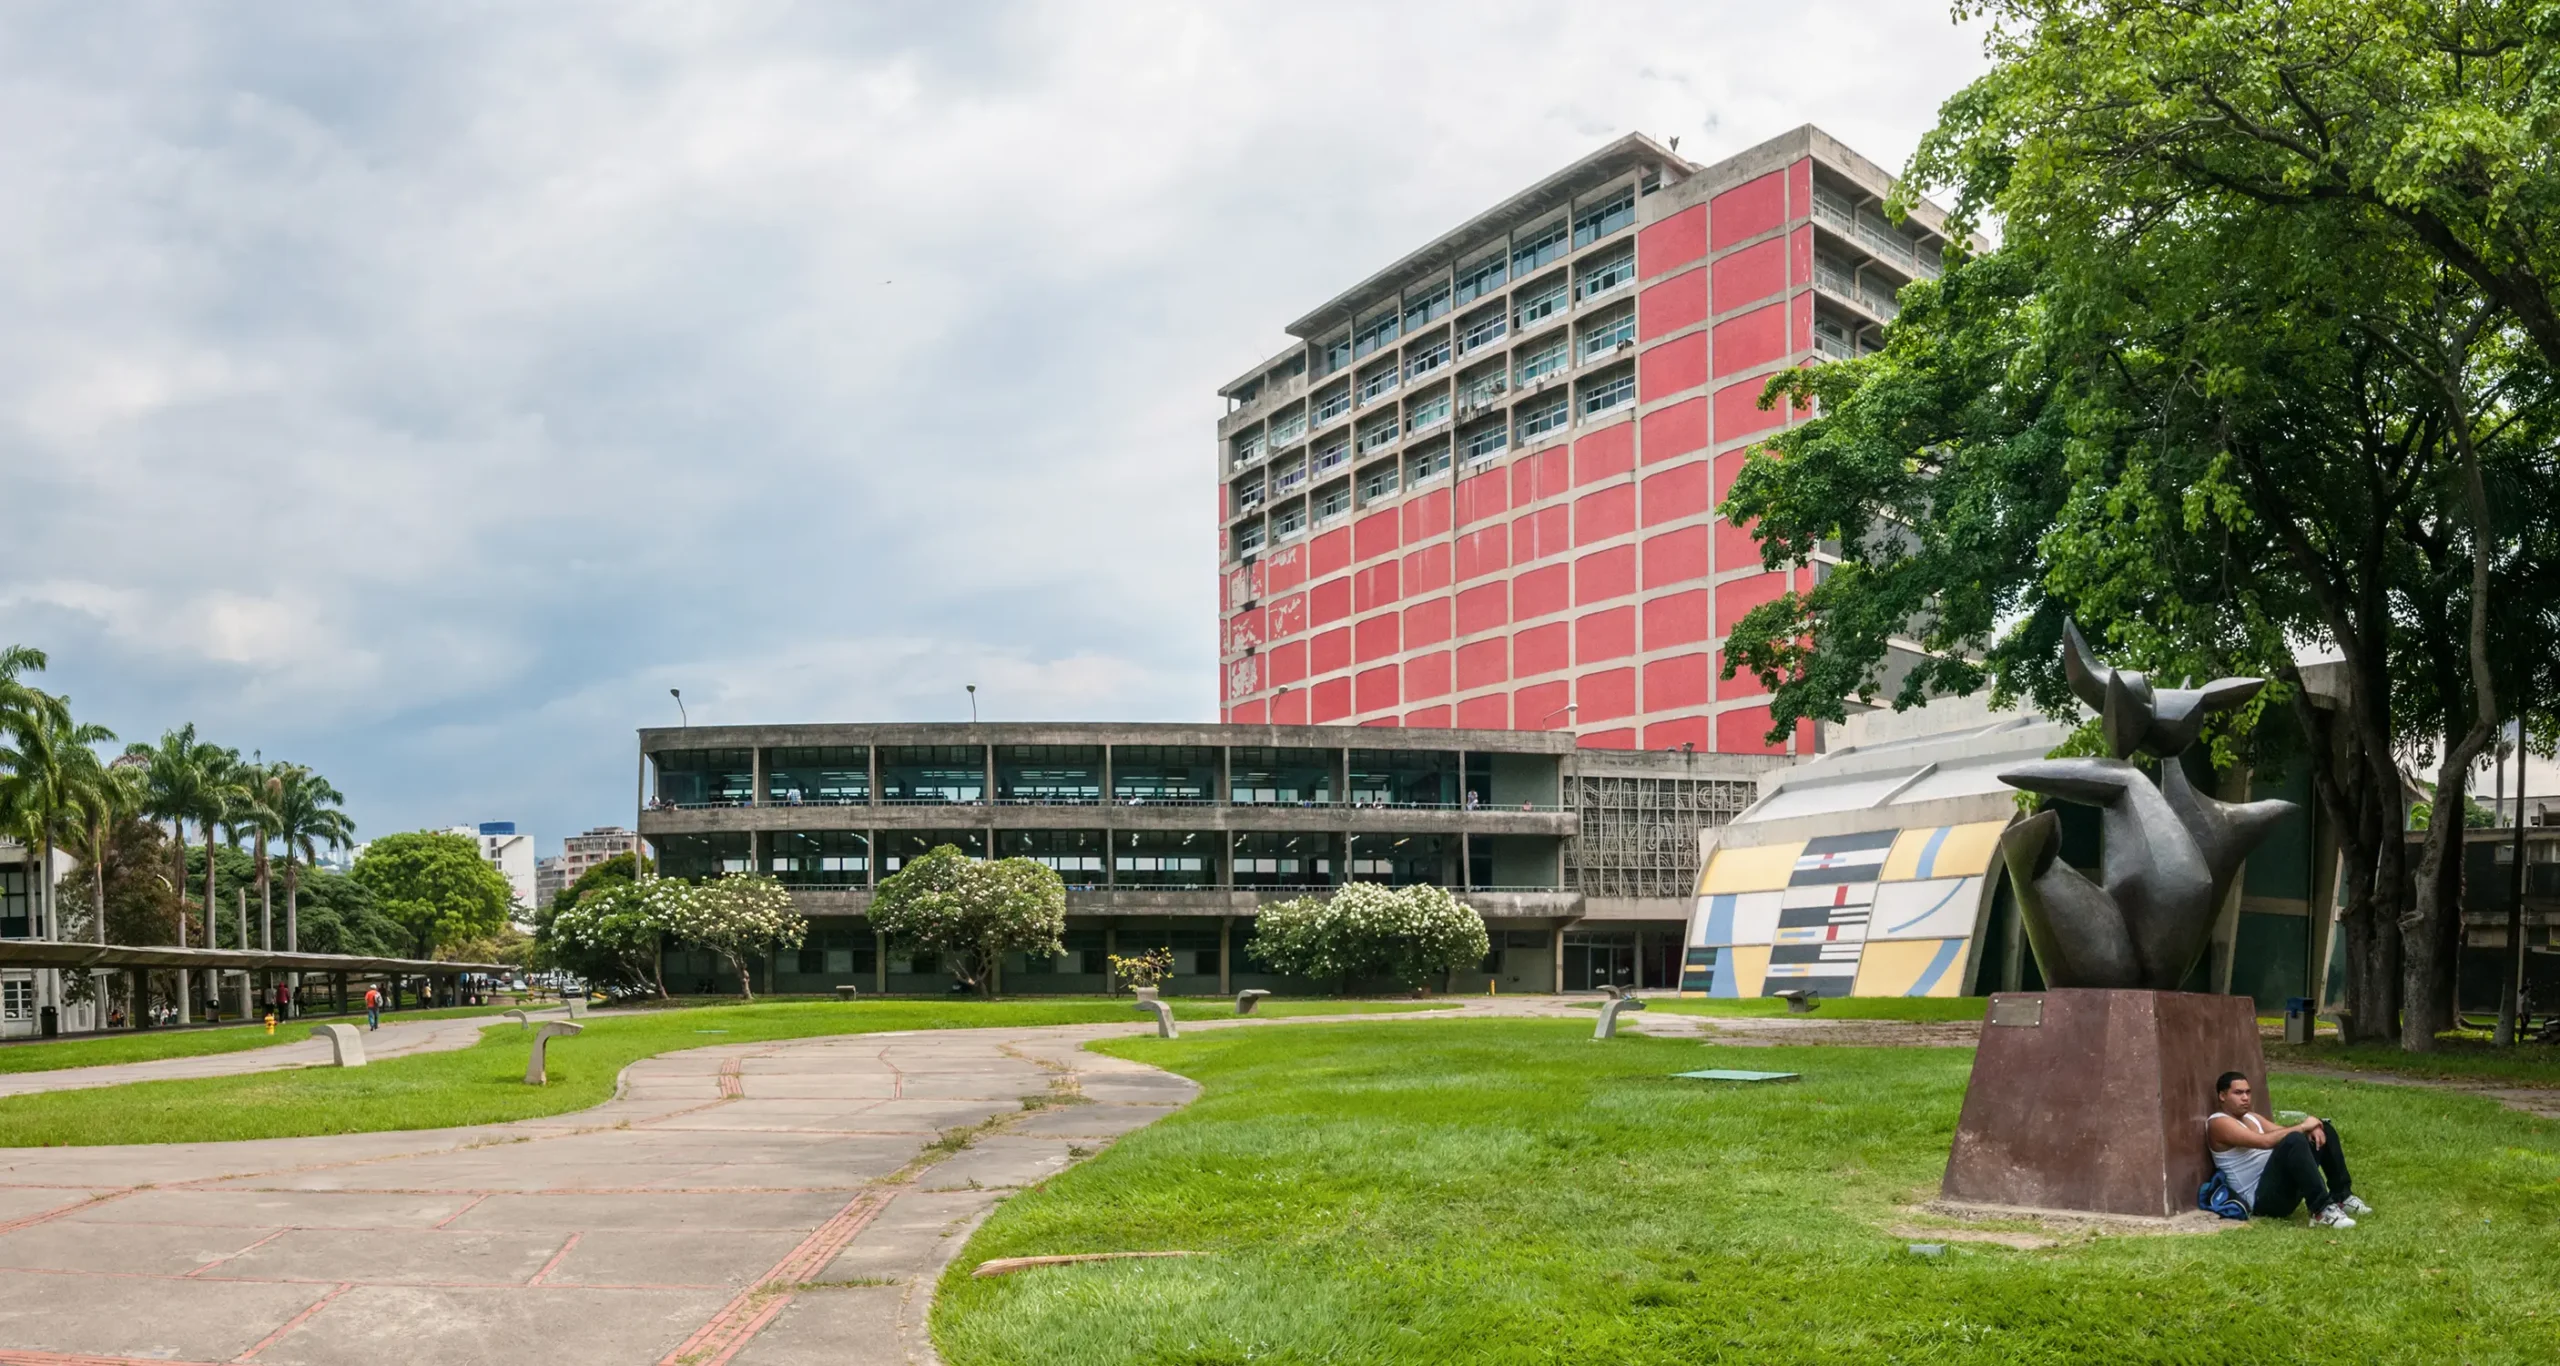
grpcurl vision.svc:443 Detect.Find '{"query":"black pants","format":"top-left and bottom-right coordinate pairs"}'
top-left (2252, 1121), bottom-right (2353, 1217)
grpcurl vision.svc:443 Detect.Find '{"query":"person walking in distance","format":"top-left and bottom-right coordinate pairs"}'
top-left (364, 984), bottom-right (382, 1031)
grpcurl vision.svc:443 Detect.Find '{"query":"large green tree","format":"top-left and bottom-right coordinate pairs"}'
top-left (351, 831), bottom-right (514, 960)
top-left (868, 847), bottom-right (1065, 997)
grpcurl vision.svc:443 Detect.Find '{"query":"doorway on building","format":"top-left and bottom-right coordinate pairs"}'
top-left (1562, 932), bottom-right (1636, 992)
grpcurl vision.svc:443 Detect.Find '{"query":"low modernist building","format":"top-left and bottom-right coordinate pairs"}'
top-left (637, 722), bottom-right (1777, 995)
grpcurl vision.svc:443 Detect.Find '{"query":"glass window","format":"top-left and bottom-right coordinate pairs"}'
top-left (1458, 363), bottom-right (1508, 416)
top-left (764, 746), bottom-right (869, 805)
top-left (1405, 389), bottom-right (1451, 435)
top-left (1232, 478), bottom-right (1265, 516)
top-left (1514, 273), bottom-right (1567, 329)
top-left (1358, 412), bottom-right (1401, 453)
top-left (1404, 334), bottom-right (1451, 380)
top-left (1349, 832), bottom-right (1460, 887)
top-left (1573, 187), bottom-right (1635, 247)
top-left (1406, 439), bottom-right (1451, 484)
top-left (1461, 416), bottom-right (1508, 463)
top-left (877, 830), bottom-right (986, 873)
top-left (1348, 748), bottom-right (1461, 806)
top-left (1580, 367), bottom-right (1636, 417)
top-left (658, 831), bottom-right (751, 880)
top-left (995, 745), bottom-right (1102, 803)
top-left (786, 925), bottom-right (875, 979)
top-left (0, 868), bottom-right (28, 939)
top-left (1579, 305), bottom-right (1635, 361)
top-left (878, 745), bottom-right (986, 804)
top-left (1357, 459), bottom-right (1400, 503)
top-left (1516, 337), bottom-right (1568, 385)
top-left (1113, 745), bottom-right (1219, 803)
top-left (1455, 249), bottom-right (1507, 304)
top-left (1229, 746), bottom-right (1336, 804)
top-left (998, 830), bottom-right (1104, 886)
top-left (1511, 217), bottom-right (1568, 276)
top-left (1357, 359), bottom-right (1399, 404)
top-left (1402, 282), bottom-right (1451, 332)
top-left (1517, 392), bottom-right (1570, 438)
top-left (1273, 458), bottom-right (1307, 493)
top-left (1232, 832), bottom-right (1343, 889)
top-left (1353, 308), bottom-right (1400, 359)
top-left (1320, 333), bottom-right (1352, 375)
top-left (1274, 501), bottom-right (1308, 540)
top-left (1236, 522), bottom-right (1266, 555)
top-left (1269, 407), bottom-right (1308, 446)
top-left (654, 749), bottom-right (754, 807)
top-left (1313, 479), bottom-right (1352, 523)
top-left (1576, 244), bottom-right (1635, 300)
top-left (1458, 304), bottom-right (1508, 354)
top-left (1311, 427), bottom-right (1350, 473)
top-left (768, 830), bottom-right (868, 885)
top-left (1230, 427), bottom-right (1264, 468)
top-left (1115, 830), bottom-right (1219, 888)
top-left (1313, 382), bottom-right (1352, 424)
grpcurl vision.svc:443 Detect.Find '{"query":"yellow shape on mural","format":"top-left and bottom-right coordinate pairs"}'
top-left (1881, 821), bottom-right (2008, 882)
top-left (1717, 943), bottom-right (1771, 998)
top-left (1699, 841), bottom-right (1804, 895)
top-left (1852, 937), bottom-right (1972, 997)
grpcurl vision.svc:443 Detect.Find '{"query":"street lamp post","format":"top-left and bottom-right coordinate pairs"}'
top-left (670, 688), bottom-right (687, 727)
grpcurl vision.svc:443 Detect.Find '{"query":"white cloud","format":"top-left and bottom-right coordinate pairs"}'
top-left (0, 1), bottom-right (1989, 846)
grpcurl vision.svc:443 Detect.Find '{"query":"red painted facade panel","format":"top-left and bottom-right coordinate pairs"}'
top-left (1579, 728), bottom-right (1637, 750)
top-left (1512, 504), bottom-right (1571, 563)
top-left (1643, 588), bottom-right (1712, 648)
top-left (1575, 484), bottom-right (1635, 545)
top-left (1640, 460), bottom-right (1712, 528)
top-left (1355, 664), bottom-right (1399, 715)
top-left (1263, 542), bottom-right (1306, 593)
top-left (1715, 570), bottom-right (1789, 631)
top-left (1791, 289), bottom-right (1814, 351)
top-left (1574, 545), bottom-right (1636, 605)
top-left (1513, 563), bottom-right (1570, 621)
top-left (1455, 692), bottom-right (1509, 729)
top-left (1308, 576), bottom-right (1351, 627)
top-left (1403, 541), bottom-right (1451, 595)
top-left (1714, 515), bottom-right (1763, 572)
top-left (1638, 331), bottom-right (1708, 403)
top-left (1790, 223), bottom-right (1814, 288)
top-left (1710, 170), bottom-right (1788, 250)
top-left (1573, 423), bottom-right (1634, 486)
top-left (1227, 607), bottom-right (1263, 655)
top-left (1354, 509), bottom-right (1401, 563)
top-left (1789, 158), bottom-right (1813, 217)
top-left (1711, 303), bottom-right (1789, 378)
top-left (1512, 447), bottom-right (1571, 506)
top-left (1404, 650), bottom-right (1451, 701)
top-left (1643, 525), bottom-right (1712, 588)
top-left (1310, 626), bottom-right (1351, 675)
top-left (1711, 237), bottom-right (1787, 312)
top-left (1455, 525), bottom-right (1509, 581)
top-left (1637, 204), bottom-right (1707, 277)
top-left (1455, 638), bottom-right (1508, 691)
top-left (1718, 648), bottom-right (1772, 698)
top-left (1514, 621), bottom-right (1569, 677)
top-left (1639, 396), bottom-right (1710, 464)
top-left (1455, 581), bottom-right (1508, 636)
top-left (1716, 704), bottom-right (1795, 754)
top-left (1456, 469), bottom-right (1509, 526)
top-left (1577, 667), bottom-right (1637, 722)
top-left (1404, 595), bottom-right (1452, 648)
top-left (1714, 375), bottom-right (1788, 443)
top-left (1310, 528), bottom-right (1351, 579)
top-left (1267, 639), bottom-right (1306, 687)
top-left (1404, 704), bottom-right (1451, 728)
top-left (1401, 488), bottom-right (1451, 542)
top-left (1576, 607), bottom-right (1636, 664)
top-left (1310, 676), bottom-right (1352, 724)
top-left (1354, 612), bottom-right (1399, 663)
top-left (1515, 680), bottom-right (1571, 729)
top-left (1644, 653), bottom-right (1711, 710)
top-left (1273, 687), bottom-right (1308, 724)
top-left (1643, 715), bottom-right (1712, 751)
top-left (1351, 561), bottom-right (1399, 613)
top-left (1637, 267), bottom-right (1710, 343)
top-left (1230, 699), bottom-right (1267, 725)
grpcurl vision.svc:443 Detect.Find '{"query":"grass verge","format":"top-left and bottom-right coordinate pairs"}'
top-left (0, 998), bottom-right (1439, 1146)
top-left (934, 1019), bottom-right (2560, 1365)
top-left (1573, 994), bottom-right (1989, 1021)
top-left (2267, 1036), bottom-right (2560, 1089)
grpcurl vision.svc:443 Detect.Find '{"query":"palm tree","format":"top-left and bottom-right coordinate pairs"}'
top-left (60, 749), bottom-right (144, 945)
top-left (196, 748), bottom-right (248, 955)
top-left (0, 694), bottom-right (116, 939)
top-left (268, 764), bottom-right (353, 955)
top-left (127, 726), bottom-right (220, 949)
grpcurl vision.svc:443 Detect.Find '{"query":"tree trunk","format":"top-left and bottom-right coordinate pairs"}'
top-left (202, 827), bottom-right (219, 1012)
top-left (2404, 743), bottom-right (2488, 1051)
top-left (734, 954), bottom-right (754, 1002)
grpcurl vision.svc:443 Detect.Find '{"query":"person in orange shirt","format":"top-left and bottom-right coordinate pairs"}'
top-left (364, 985), bottom-right (382, 1031)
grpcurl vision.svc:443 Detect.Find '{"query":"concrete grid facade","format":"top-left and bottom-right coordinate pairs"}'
top-left (1215, 125), bottom-right (1953, 753)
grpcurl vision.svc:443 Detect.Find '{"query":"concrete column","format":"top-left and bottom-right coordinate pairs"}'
top-left (1551, 923), bottom-right (1565, 994)
top-left (874, 929), bottom-right (887, 994)
top-left (751, 746), bottom-right (766, 807)
top-left (1219, 916), bottom-right (1233, 994)
top-left (1105, 925), bottom-right (1119, 992)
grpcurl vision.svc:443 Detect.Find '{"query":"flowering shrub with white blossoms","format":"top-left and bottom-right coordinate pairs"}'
top-left (656, 873), bottom-right (806, 1000)
top-left (1248, 882), bottom-right (1489, 989)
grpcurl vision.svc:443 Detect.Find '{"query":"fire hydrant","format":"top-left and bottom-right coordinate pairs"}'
top-left (263, 1013), bottom-right (276, 1035)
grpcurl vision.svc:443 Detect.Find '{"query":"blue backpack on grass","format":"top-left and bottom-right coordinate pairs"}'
top-left (2198, 1170), bottom-right (2249, 1221)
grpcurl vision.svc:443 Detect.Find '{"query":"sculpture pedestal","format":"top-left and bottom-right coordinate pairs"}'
top-left (1942, 989), bottom-right (2269, 1218)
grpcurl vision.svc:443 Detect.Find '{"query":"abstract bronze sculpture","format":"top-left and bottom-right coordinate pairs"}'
top-left (1996, 622), bottom-right (2293, 990)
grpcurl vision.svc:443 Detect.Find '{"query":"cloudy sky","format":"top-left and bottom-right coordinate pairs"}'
top-left (0, 2), bottom-right (1990, 854)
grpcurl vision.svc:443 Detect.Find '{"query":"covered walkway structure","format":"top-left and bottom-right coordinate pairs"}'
top-left (0, 941), bottom-right (514, 1034)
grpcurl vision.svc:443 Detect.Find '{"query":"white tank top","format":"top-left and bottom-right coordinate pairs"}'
top-left (2211, 1112), bottom-right (2272, 1206)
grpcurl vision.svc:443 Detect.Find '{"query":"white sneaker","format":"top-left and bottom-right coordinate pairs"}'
top-left (2337, 1195), bottom-right (2373, 1216)
top-left (2311, 1205), bottom-right (2357, 1229)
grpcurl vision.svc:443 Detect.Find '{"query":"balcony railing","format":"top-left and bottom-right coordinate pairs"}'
top-left (652, 796), bottom-right (1573, 813)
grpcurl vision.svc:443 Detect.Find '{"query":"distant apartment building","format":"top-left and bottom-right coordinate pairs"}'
top-left (452, 822), bottom-right (537, 909)
top-left (534, 857), bottom-right (567, 910)
top-left (1215, 125), bottom-right (1956, 753)
top-left (537, 826), bottom-right (638, 908)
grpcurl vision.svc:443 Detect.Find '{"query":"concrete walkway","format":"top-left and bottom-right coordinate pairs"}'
top-left (0, 1010), bottom-right (545, 1099)
top-left (0, 1018), bottom-right (1197, 1365)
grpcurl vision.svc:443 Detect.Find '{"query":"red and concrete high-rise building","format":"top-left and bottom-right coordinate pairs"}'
top-left (1215, 126), bottom-right (1954, 753)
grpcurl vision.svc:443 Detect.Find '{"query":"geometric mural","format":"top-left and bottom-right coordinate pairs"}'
top-left (1682, 820), bottom-right (2007, 999)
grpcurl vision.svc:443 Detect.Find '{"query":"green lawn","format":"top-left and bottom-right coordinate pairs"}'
top-left (0, 1022), bottom-right (298, 1073)
top-left (935, 1020), bottom-right (2560, 1365)
top-left (0, 998), bottom-right (1439, 1146)
top-left (1571, 995), bottom-right (1990, 1022)
top-left (2267, 1036), bottom-right (2560, 1089)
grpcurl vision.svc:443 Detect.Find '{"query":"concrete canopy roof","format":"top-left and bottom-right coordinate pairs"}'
top-left (0, 942), bottom-right (512, 975)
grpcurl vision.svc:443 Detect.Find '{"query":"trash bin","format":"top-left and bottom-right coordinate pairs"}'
top-left (2283, 996), bottom-right (2313, 1045)
top-left (38, 1006), bottom-right (57, 1039)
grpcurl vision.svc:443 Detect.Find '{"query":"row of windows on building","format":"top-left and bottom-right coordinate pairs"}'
top-left (653, 745), bottom-right (1552, 809)
top-left (656, 828), bottom-right (1556, 892)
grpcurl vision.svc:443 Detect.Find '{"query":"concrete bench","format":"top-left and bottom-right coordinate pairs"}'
top-left (311, 1023), bottom-right (367, 1067)
top-left (525, 1021), bottom-right (583, 1085)
top-left (1600, 984), bottom-right (1632, 1001)
top-left (1234, 989), bottom-right (1272, 1015)
top-left (502, 1008), bottom-right (531, 1029)
top-left (1133, 998), bottom-right (1178, 1039)
top-left (1594, 996), bottom-right (1648, 1039)
top-left (1773, 989), bottom-right (1821, 1014)
top-left (563, 995), bottom-right (588, 1020)
top-left (834, 985), bottom-right (861, 1001)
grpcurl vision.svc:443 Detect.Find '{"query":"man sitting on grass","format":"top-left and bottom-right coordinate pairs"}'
top-left (2209, 1070), bottom-right (2371, 1228)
